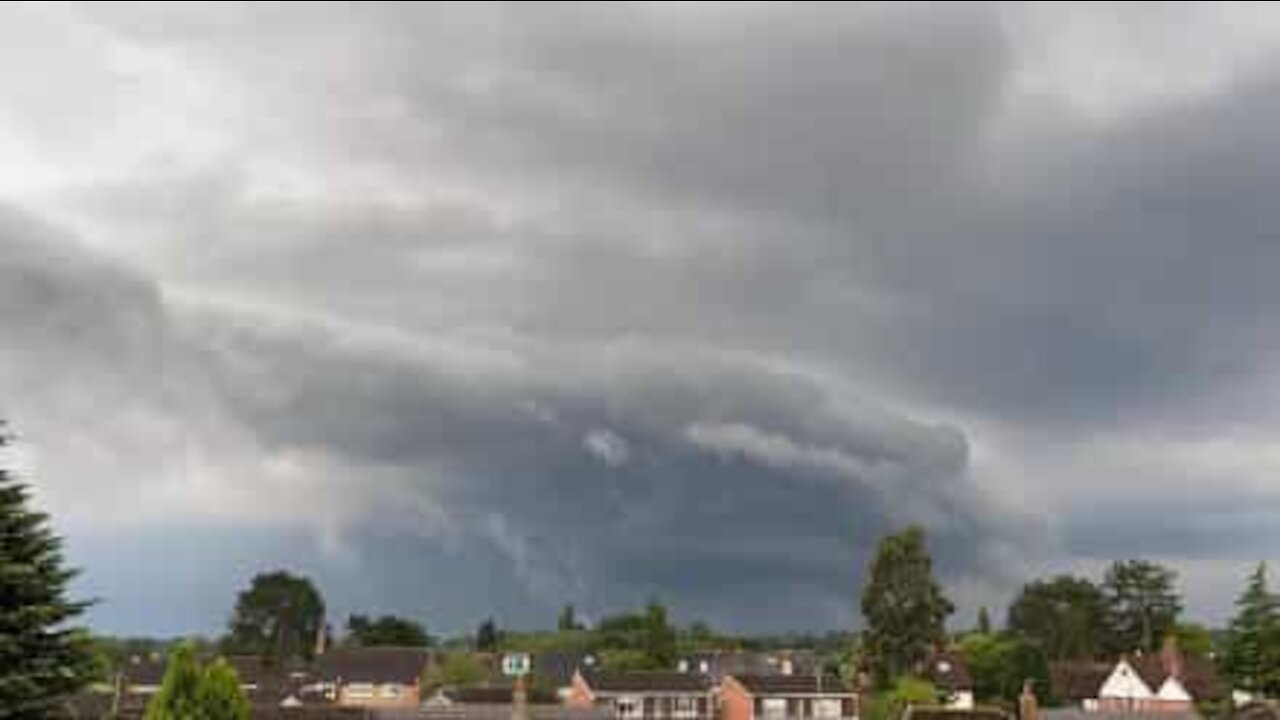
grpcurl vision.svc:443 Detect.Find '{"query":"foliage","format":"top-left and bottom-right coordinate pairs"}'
top-left (144, 642), bottom-right (203, 720)
top-left (1100, 560), bottom-right (1182, 655)
top-left (0, 426), bottom-right (97, 718)
top-left (144, 643), bottom-right (251, 720)
top-left (862, 677), bottom-right (942, 720)
top-left (223, 570), bottom-right (326, 663)
top-left (1007, 575), bottom-right (1106, 661)
top-left (959, 633), bottom-right (1052, 706)
top-left (346, 613), bottom-right (432, 647)
top-left (422, 652), bottom-right (493, 690)
top-left (861, 527), bottom-right (954, 686)
top-left (476, 618), bottom-right (500, 652)
top-left (195, 658), bottom-right (252, 720)
top-left (976, 607), bottom-right (992, 635)
top-left (600, 649), bottom-right (656, 672)
top-left (1223, 563), bottom-right (1280, 697)
top-left (1170, 622), bottom-right (1214, 660)
top-left (558, 604), bottom-right (582, 632)
top-left (643, 599), bottom-right (677, 669)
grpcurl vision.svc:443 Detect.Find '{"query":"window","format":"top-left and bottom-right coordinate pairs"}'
top-left (815, 699), bottom-right (843, 719)
top-left (675, 697), bottom-right (698, 719)
top-left (616, 696), bottom-right (641, 719)
top-left (346, 683), bottom-right (374, 700)
top-left (763, 698), bottom-right (787, 720)
top-left (381, 684), bottom-right (402, 699)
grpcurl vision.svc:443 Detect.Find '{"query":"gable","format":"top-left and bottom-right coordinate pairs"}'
top-left (1099, 659), bottom-right (1155, 700)
top-left (1157, 677), bottom-right (1192, 702)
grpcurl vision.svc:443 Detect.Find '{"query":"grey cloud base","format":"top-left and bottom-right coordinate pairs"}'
top-left (2, 2), bottom-right (1279, 632)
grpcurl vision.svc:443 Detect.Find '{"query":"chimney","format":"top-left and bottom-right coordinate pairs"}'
top-left (1161, 636), bottom-right (1184, 680)
top-left (1019, 680), bottom-right (1039, 720)
top-left (314, 620), bottom-right (328, 657)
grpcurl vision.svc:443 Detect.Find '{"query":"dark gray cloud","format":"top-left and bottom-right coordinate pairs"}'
top-left (2, 2), bottom-right (1280, 632)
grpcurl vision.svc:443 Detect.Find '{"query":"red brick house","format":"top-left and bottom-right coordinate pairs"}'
top-left (720, 674), bottom-right (858, 720)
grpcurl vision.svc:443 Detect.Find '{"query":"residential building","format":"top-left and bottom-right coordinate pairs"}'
top-left (310, 647), bottom-right (433, 708)
top-left (675, 652), bottom-right (819, 685)
top-left (1052, 639), bottom-right (1222, 713)
top-left (568, 671), bottom-right (716, 720)
top-left (926, 651), bottom-right (975, 710)
top-left (720, 674), bottom-right (858, 720)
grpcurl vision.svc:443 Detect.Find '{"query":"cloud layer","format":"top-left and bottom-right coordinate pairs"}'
top-left (2, 2), bottom-right (1279, 634)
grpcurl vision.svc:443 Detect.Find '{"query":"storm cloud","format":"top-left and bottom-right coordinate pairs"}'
top-left (2, 2), bottom-right (1279, 634)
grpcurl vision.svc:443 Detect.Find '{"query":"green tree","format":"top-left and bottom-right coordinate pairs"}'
top-left (224, 570), bottom-right (326, 663)
top-left (643, 599), bottom-right (677, 669)
top-left (976, 607), bottom-right (992, 635)
top-left (1101, 560), bottom-right (1182, 655)
top-left (346, 614), bottom-right (432, 647)
top-left (960, 633), bottom-right (1052, 705)
top-left (863, 677), bottom-right (941, 720)
top-left (476, 618), bottom-right (499, 652)
top-left (144, 642), bottom-right (203, 720)
top-left (861, 527), bottom-right (954, 686)
top-left (421, 652), bottom-right (491, 691)
top-left (1170, 622), bottom-right (1214, 660)
top-left (1007, 575), bottom-right (1106, 660)
top-left (558, 604), bottom-right (581, 632)
top-left (195, 658), bottom-right (251, 720)
top-left (0, 427), bottom-right (96, 718)
top-left (1223, 563), bottom-right (1280, 697)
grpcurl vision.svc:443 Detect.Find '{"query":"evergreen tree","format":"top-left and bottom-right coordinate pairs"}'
top-left (143, 642), bottom-right (203, 720)
top-left (642, 599), bottom-right (677, 669)
top-left (1223, 563), bottom-right (1280, 697)
top-left (558, 604), bottom-right (580, 632)
top-left (976, 607), bottom-right (993, 635)
top-left (1008, 575), bottom-right (1107, 660)
top-left (861, 526), bottom-right (954, 686)
top-left (0, 427), bottom-right (96, 718)
top-left (196, 658), bottom-right (251, 720)
top-left (476, 617), bottom-right (499, 652)
top-left (1100, 560), bottom-right (1182, 654)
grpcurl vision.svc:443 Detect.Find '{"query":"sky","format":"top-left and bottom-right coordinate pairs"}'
top-left (2, 1), bottom-right (1280, 638)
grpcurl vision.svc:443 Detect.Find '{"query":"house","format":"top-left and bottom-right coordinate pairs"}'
top-left (310, 647), bottom-right (433, 708)
top-left (675, 652), bottom-right (819, 684)
top-left (720, 674), bottom-right (858, 720)
top-left (568, 671), bottom-right (716, 720)
top-left (1050, 663), bottom-right (1114, 709)
top-left (1056, 639), bottom-right (1223, 713)
top-left (926, 651), bottom-right (975, 710)
top-left (536, 651), bottom-right (603, 698)
top-left (427, 685), bottom-right (561, 706)
top-left (901, 708), bottom-right (1009, 720)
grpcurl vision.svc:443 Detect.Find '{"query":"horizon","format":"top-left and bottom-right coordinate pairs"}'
top-left (2, 2), bottom-right (1279, 639)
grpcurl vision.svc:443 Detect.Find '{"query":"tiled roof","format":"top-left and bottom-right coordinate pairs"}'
top-left (926, 651), bottom-right (973, 692)
top-left (441, 685), bottom-right (560, 705)
top-left (1049, 661), bottom-right (1112, 702)
top-left (580, 671), bottom-right (712, 693)
top-left (731, 675), bottom-right (854, 696)
top-left (676, 651), bottom-right (818, 680)
top-left (312, 647), bottom-right (432, 685)
top-left (1132, 653), bottom-right (1224, 701)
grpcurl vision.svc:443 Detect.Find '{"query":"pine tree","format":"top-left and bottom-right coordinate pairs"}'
top-left (977, 606), bottom-right (993, 635)
top-left (861, 526), bottom-right (954, 686)
top-left (144, 642), bottom-right (203, 720)
top-left (0, 427), bottom-right (96, 718)
top-left (196, 658), bottom-right (251, 720)
top-left (1223, 563), bottom-right (1280, 698)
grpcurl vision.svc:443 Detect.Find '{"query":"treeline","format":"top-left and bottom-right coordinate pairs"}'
top-left (856, 526), bottom-right (1280, 717)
